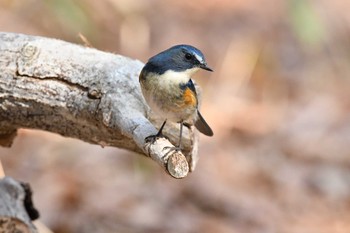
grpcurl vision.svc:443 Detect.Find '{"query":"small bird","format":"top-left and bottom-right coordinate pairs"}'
top-left (139, 44), bottom-right (213, 150)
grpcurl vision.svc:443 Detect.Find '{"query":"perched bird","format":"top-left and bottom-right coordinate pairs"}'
top-left (139, 44), bottom-right (213, 150)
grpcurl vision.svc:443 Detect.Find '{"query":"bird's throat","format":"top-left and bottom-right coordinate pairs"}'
top-left (159, 68), bottom-right (198, 84)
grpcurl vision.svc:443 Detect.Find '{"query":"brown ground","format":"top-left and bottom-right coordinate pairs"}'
top-left (1, 0), bottom-right (350, 232)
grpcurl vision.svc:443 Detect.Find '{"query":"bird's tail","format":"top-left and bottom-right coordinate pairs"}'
top-left (195, 110), bottom-right (213, 136)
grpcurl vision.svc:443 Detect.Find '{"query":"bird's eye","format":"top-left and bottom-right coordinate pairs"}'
top-left (185, 53), bottom-right (193, 60)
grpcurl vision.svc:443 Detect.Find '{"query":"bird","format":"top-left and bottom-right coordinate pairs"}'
top-left (139, 44), bottom-right (213, 151)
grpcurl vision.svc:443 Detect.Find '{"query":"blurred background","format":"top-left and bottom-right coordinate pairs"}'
top-left (1, 0), bottom-right (350, 232)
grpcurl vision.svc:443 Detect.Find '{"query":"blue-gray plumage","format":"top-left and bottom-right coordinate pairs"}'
top-left (139, 44), bottom-right (213, 150)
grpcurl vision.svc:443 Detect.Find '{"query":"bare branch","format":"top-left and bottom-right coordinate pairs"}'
top-left (0, 177), bottom-right (37, 233)
top-left (0, 32), bottom-right (199, 178)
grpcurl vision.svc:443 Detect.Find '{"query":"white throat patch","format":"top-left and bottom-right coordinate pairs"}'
top-left (160, 68), bottom-right (199, 84)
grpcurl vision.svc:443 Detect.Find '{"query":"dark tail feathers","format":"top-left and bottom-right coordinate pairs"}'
top-left (195, 110), bottom-right (213, 136)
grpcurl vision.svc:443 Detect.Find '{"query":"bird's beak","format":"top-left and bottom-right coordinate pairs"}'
top-left (200, 63), bottom-right (213, 72)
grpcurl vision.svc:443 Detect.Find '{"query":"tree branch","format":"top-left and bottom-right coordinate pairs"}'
top-left (0, 32), bottom-right (200, 178)
top-left (0, 177), bottom-right (38, 233)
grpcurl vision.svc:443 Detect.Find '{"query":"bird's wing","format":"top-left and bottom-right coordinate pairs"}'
top-left (180, 79), bottom-right (213, 136)
top-left (189, 79), bottom-right (214, 136)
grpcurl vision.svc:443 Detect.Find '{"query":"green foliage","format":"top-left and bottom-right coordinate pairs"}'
top-left (44, 0), bottom-right (94, 37)
top-left (288, 0), bottom-right (325, 47)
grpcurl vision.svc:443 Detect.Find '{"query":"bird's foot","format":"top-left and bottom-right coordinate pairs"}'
top-left (163, 146), bottom-right (182, 153)
top-left (145, 133), bottom-right (169, 144)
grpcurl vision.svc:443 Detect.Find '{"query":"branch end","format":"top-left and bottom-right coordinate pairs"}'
top-left (166, 152), bottom-right (189, 179)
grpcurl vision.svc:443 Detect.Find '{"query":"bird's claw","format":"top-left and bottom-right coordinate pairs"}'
top-left (163, 146), bottom-right (181, 153)
top-left (145, 133), bottom-right (169, 144)
top-left (145, 135), bottom-right (158, 144)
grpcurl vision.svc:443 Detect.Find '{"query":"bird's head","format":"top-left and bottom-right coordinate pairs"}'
top-left (147, 45), bottom-right (213, 75)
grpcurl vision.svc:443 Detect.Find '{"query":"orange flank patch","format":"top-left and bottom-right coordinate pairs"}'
top-left (183, 88), bottom-right (197, 106)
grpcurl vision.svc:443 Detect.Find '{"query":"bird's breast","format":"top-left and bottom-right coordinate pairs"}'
top-left (140, 70), bottom-right (198, 122)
